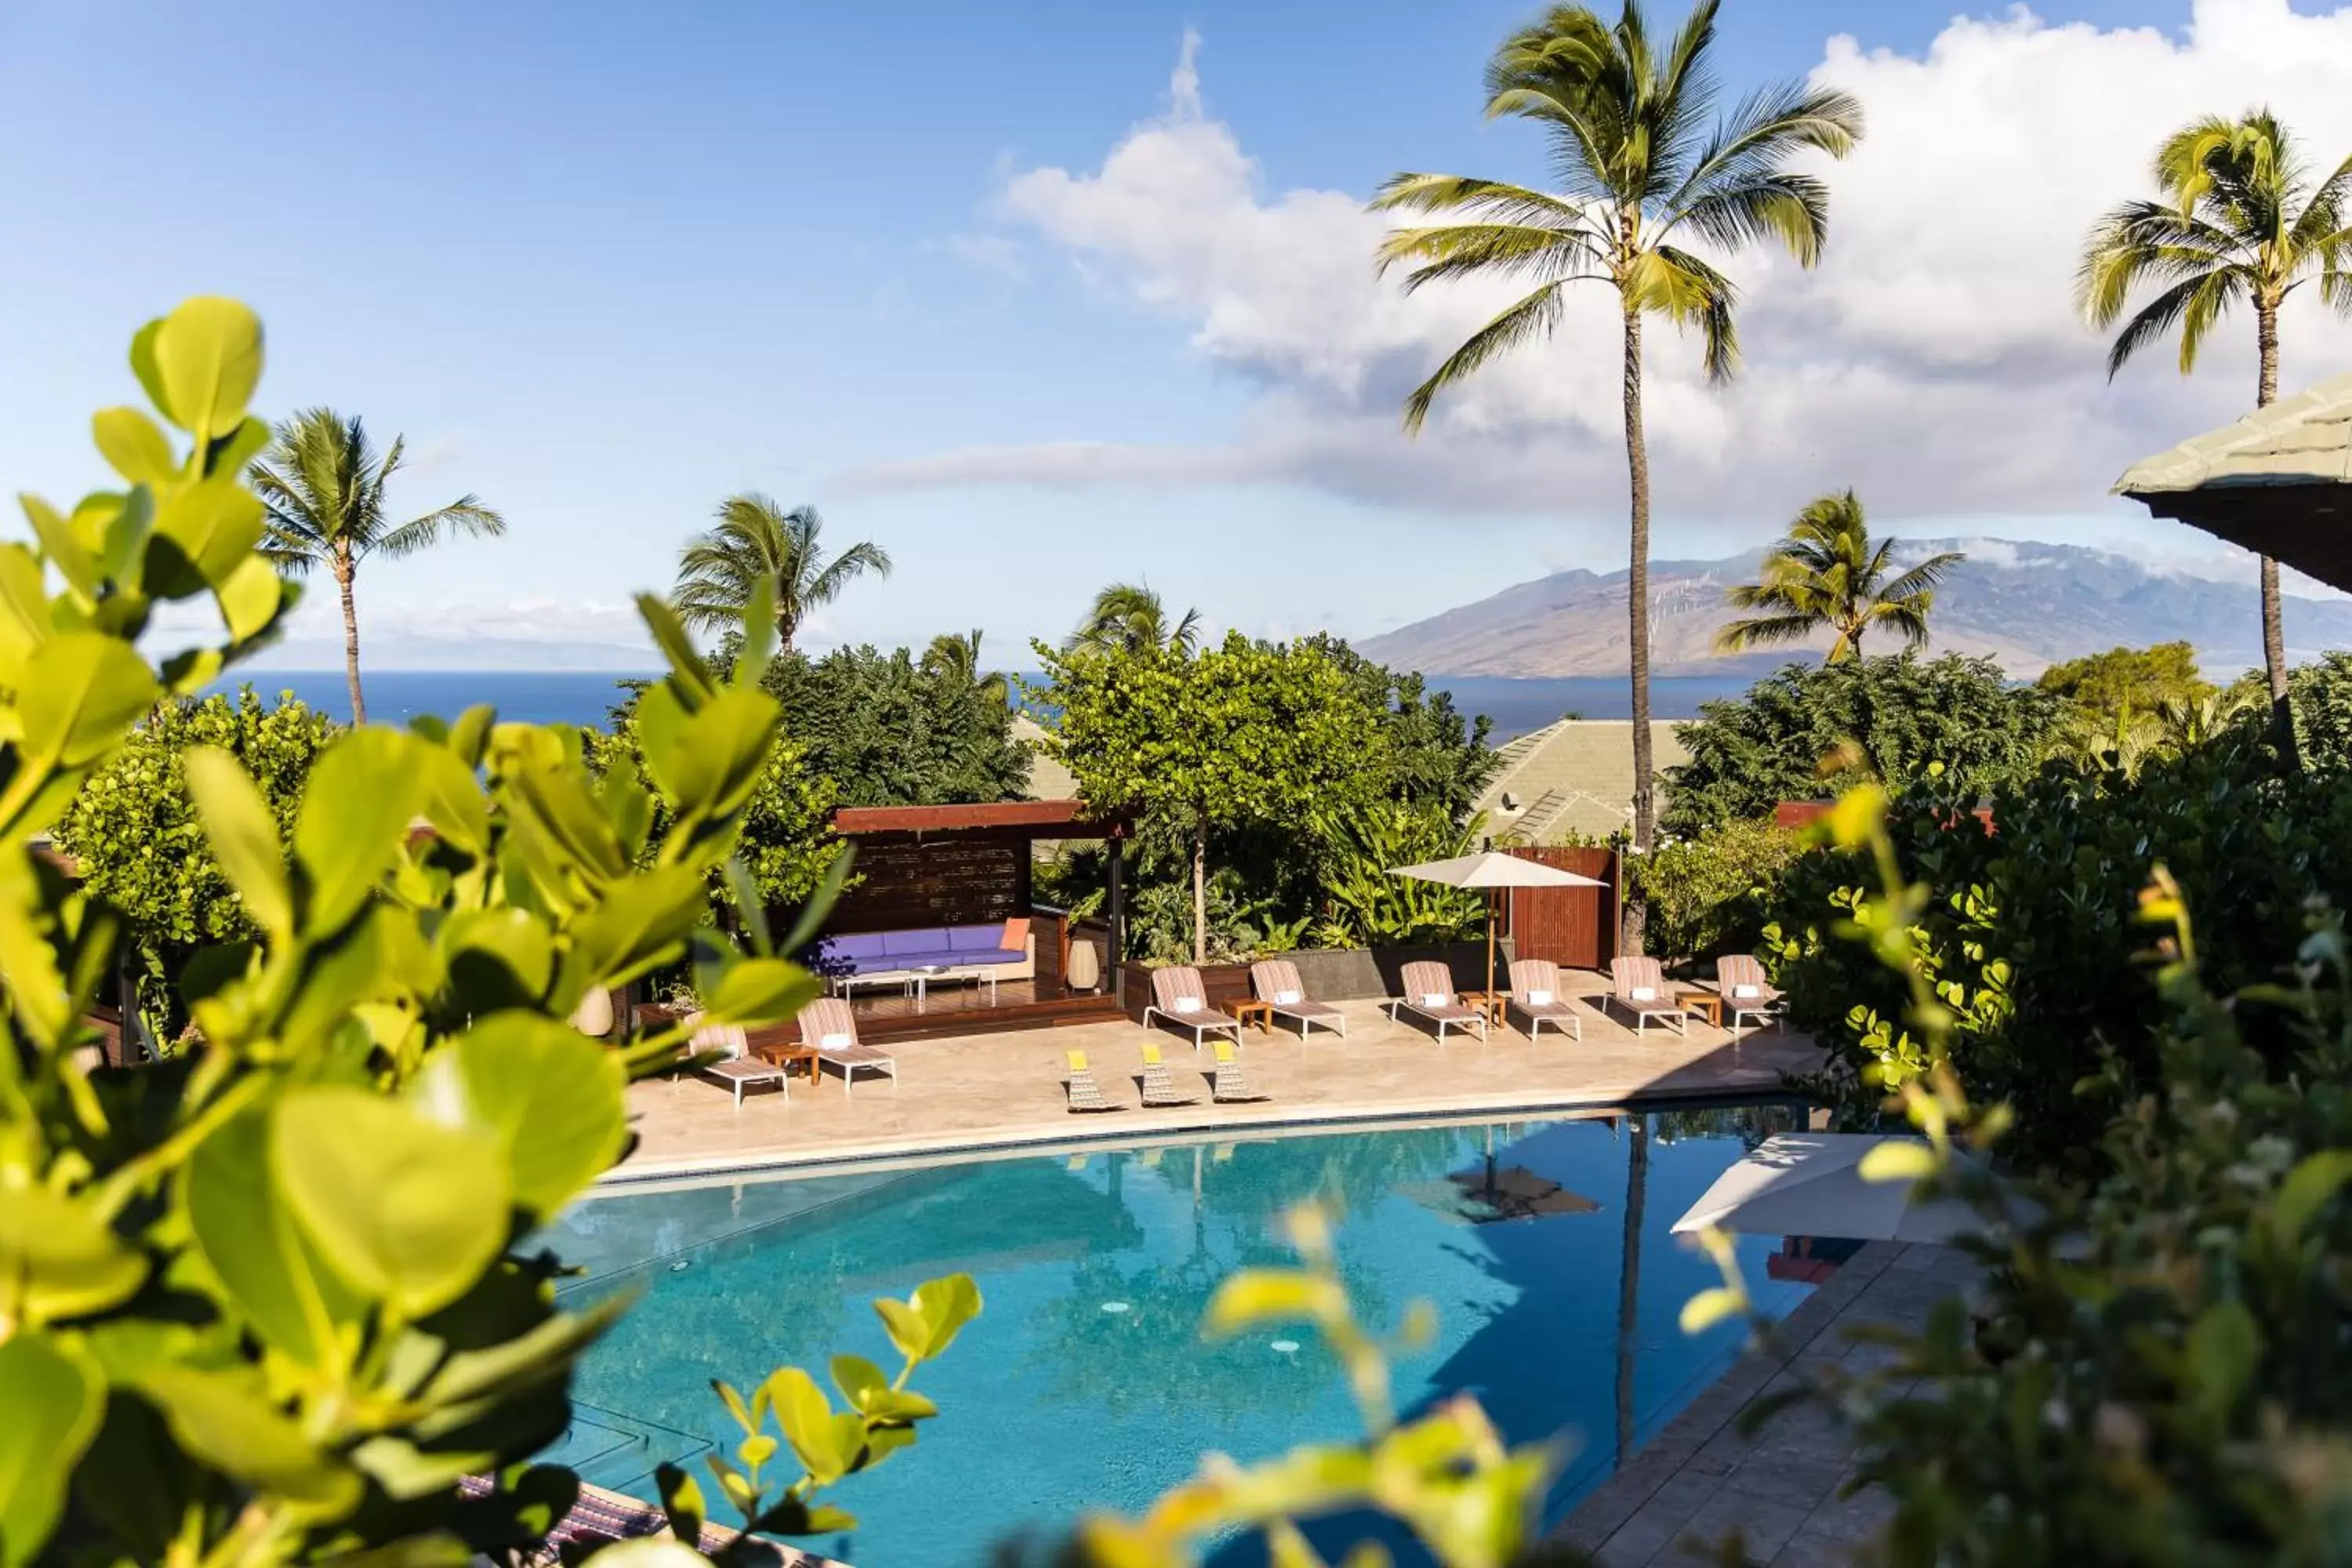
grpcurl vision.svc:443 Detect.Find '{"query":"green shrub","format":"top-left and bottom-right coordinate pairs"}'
top-left (1626, 818), bottom-right (1800, 964)
top-left (1759, 735), bottom-right (2352, 1167)
top-left (53, 688), bottom-right (337, 1039)
top-left (1311, 797), bottom-right (1486, 949)
top-left (1702, 792), bottom-right (2352, 1568)
top-left (1664, 653), bottom-right (2060, 836)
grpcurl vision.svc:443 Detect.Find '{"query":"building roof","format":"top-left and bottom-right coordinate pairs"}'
top-left (829, 800), bottom-right (1124, 839)
top-left (1473, 720), bottom-right (1690, 845)
top-left (1011, 713), bottom-right (1077, 801)
top-left (2116, 371), bottom-right (2352, 591)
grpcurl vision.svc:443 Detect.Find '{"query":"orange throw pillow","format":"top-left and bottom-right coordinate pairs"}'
top-left (1001, 916), bottom-right (1032, 951)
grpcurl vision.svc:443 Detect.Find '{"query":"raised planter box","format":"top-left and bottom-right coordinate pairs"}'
top-left (1118, 940), bottom-right (1512, 1025)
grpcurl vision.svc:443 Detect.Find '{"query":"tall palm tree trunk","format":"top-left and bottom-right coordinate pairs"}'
top-left (334, 552), bottom-right (368, 726)
top-left (1613, 1112), bottom-right (1650, 1465)
top-left (2254, 300), bottom-right (2297, 769)
top-left (1621, 299), bottom-right (1654, 955)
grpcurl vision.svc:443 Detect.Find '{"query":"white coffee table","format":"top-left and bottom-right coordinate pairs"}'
top-left (910, 964), bottom-right (946, 1006)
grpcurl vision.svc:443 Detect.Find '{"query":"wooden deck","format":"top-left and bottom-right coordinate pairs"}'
top-left (646, 978), bottom-right (1128, 1050)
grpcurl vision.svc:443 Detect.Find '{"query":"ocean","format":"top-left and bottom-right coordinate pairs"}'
top-left (205, 670), bottom-right (1752, 742)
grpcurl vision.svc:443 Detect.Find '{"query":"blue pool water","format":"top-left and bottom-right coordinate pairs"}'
top-left (544, 1109), bottom-right (1816, 1566)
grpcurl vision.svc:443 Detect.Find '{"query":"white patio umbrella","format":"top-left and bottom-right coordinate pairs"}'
top-left (1670, 1133), bottom-right (1991, 1244)
top-left (1386, 850), bottom-right (1608, 1004)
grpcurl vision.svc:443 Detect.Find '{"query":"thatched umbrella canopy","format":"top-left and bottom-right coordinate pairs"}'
top-left (2115, 371), bottom-right (2352, 592)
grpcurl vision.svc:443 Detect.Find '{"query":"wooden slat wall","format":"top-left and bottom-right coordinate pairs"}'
top-left (1502, 847), bottom-right (1617, 972)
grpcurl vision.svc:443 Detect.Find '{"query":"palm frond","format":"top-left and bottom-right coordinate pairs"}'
top-left (1365, 174), bottom-right (1590, 229)
top-left (1875, 550), bottom-right (1965, 601)
top-left (2172, 266), bottom-right (2244, 375)
top-left (372, 498), bottom-right (506, 562)
top-left (1713, 612), bottom-right (1818, 653)
top-left (1377, 222), bottom-right (1606, 291)
top-left (1399, 282), bottom-right (1568, 434)
top-left (2100, 270), bottom-right (2242, 379)
top-left (2076, 200), bottom-right (2245, 325)
top-left (1664, 172), bottom-right (1831, 265)
top-left (1629, 245), bottom-right (1738, 381)
top-left (1664, 80), bottom-right (1862, 258)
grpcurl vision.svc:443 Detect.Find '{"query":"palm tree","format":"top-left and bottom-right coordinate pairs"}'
top-left (1069, 581), bottom-right (1201, 656)
top-left (2078, 110), bottom-right (2352, 766)
top-left (672, 495), bottom-right (891, 652)
top-left (1715, 492), bottom-right (1963, 662)
top-left (252, 408), bottom-right (505, 724)
top-left (920, 628), bottom-right (1010, 710)
top-left (1371, 0), bottom-right (1862, 883)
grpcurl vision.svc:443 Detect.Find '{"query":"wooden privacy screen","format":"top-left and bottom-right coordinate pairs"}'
top-left (827, 836), bottom-right (1033, 932)
top-left (1503, 846), bottom-right (1617, 971)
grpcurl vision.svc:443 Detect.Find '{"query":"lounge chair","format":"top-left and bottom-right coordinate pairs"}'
top-left (688, 1014), bottom-right (789, 1109)
top-left (1065, 1049), bottom-right (1122, 1113)
top-left (799, 999), bottom-right (898, 1098)
top-left (1144, 965), bottom-right (1245, 1054)
top-left (1209, 1040), bottom-right (1269, 1103)
top-left (1715, 954), bottom-right (1784, 1035)
top-left (1384, 960), bottom-right (1489, 1044)
top-left (1605, 957), bottom-right (1688, 1036)
top-left (1506, 958), bottom-right (1584, 1042)
top-left (1139, 1043), bottom-right (1198, 1107)
top-left (458, 1476), bottom-right (739, 1563)
top-left (1250, 960), bottom-right (1347, 1040)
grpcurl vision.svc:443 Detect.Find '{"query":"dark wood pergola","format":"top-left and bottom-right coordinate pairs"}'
top-left (2116, 370), bottom-right (2352, 592)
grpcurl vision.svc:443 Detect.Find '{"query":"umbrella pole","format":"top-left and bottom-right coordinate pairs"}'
top-left (1486, 890), bottom-right (1498, 1001)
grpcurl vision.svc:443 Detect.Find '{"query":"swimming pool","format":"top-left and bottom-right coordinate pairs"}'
top-left (544, 1106), bottom-right (1815, 1566)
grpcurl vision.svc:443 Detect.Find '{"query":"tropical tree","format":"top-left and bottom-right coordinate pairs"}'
top-left (1370, 0), bottom-right (1863, 886)
top-left (921, 627), bottom-right (1011, 710)
top-left (1715, 491), bottom-right (1963, 662)
top-left (2078, 109), bottom-right (2352, 765)
top-left (672, 495), bottom-right (891, 652)
top-left (1070, 580), bottom-right (1201, 656)
top-left (251, 408), bottom-right (504, 724)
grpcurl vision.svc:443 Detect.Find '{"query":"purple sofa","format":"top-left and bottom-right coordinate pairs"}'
top-left (810, 922), bottom-right (1033, 993)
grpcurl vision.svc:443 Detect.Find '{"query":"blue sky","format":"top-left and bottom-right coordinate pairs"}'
top-left (4, 0), bottom-right (2347, 667)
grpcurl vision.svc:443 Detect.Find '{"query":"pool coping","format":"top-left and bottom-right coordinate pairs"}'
top-left (601, 1078), bottom-right (1806, 1189)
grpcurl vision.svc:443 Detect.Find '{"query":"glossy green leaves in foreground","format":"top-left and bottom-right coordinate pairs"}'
top-left (0, 301), bottom-right (903, 1568)
top-left (679, 1275), bottom-right (979, 1541)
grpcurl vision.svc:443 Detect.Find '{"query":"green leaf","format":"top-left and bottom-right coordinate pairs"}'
top-left (1858, 1140), bottom-right (1939, 1183)
top-left (147, 296), bottom-right (264, 441)
top-left (214, 554), bottom-right (285, 642)
top-left (643, 686), bottom-right (779, 828)
top-left (183, 746), bottom-right (294, 938)
top-left (827, 1353), bottom-right (940, 1422)
top-left (2270, 1149), bottom-right (2352, 1247)
top-left (654, 1463), bottom-right (706, 1544)
top-left (871, 1274), bottom-right (983, 1363)
top-left (1203, 1269), bottom-right (1341, 1338)
top-left (148, 479), bottom-right (264, 595)
top-left (635, 593), bottom-right (713, 702)
top-left (763, 1367), bottom-right (861, 1487)
top-left (1679, 1287), bottom-right (1748, 1336)
top-left (19, 495), bottom-right (96, 599)
top-left (205, 416), bottom-right (274, 481)
top-left (295, 728), bottom-right (432, 935)
top-left (2185, 1299), bottom-right (2260, 1415)
top-left (736, 575), bottom-right (778, 688)
top-left (15, 630), bottom-right (158, 774)
top-left (0, 1187), bottom-right (147, 1324)
top-left (407, 1013), bottom-right (626, 1219)
top-left (565, 865), bottom-right (708, 989)
top-left (701, 956), bottom-right (820, 1028)
top-left (0, 1333), bottom-right (103, 1568)
top-left (137, 1366), bottom-right (359, 1511)
top-left (275, 1087), bottom-right (512, 1316)
top-left (184, 1105), bottom-right (361, 1369)
top-left (91, 407), bottom-right (178, 485)
top-left (439, 908), bottom-right (557, 1012)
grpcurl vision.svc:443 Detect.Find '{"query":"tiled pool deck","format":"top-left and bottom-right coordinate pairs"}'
top-left (1555, 1241), bottom-right (1980, 1566)
top-left (612, 984), bottom-right (1824, 1179)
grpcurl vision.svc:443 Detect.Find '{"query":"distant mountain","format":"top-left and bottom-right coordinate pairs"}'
top-left (1356, 539), bottom-right (2352, 679)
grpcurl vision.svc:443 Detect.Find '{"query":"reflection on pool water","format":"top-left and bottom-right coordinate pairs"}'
top-left (543, 1106), bottom-right (1814, 1567)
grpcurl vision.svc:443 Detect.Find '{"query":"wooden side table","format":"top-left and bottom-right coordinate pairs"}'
top-left (1233, 999), bottom-right (1276, 1033)
top-left (1675, 988), bottom-right (1724, 1029)
top-left (757, 1040), bottom-right (823, 1088)
top-left (1459, 990), bottom-right (1510, 1028)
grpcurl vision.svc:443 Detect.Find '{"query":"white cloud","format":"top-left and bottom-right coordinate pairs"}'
top-left (843, 0), bottom-right (2352, 533)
